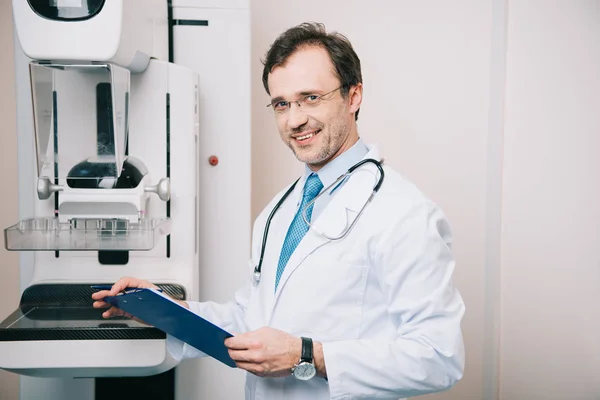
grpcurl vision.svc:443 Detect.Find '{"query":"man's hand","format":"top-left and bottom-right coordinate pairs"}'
top-left (91, 276), bottom-right (189, 319)
top-left (225, 327), bottom-right (302, 377)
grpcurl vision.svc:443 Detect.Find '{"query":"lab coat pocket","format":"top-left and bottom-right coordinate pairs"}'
top-left (287, 261), bottom-right (369, 340)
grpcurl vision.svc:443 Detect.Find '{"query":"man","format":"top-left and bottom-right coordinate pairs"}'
top-left (93, 22), bottom-right (465, 400)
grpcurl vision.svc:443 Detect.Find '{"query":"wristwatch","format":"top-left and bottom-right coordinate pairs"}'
top-left (292, 337), bottom-right (316, 380)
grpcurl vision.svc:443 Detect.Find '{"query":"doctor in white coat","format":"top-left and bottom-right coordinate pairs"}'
top-left (93, 22), bottom-right (465, 400)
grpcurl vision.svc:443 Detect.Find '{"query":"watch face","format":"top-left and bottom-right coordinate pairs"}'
top-left (293, 362), bottom-right (316, 380)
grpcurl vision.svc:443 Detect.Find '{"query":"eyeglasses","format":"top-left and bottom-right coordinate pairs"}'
top-left (266, 86), bottom-right (343, 113)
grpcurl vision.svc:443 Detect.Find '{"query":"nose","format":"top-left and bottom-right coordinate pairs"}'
top-left (286, 102), bottom-right (309, 130)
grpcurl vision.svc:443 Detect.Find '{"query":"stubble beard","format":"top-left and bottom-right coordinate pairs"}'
top-left (287, 116), bottom-right (349, 167)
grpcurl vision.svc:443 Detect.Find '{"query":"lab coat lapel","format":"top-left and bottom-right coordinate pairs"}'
top-left (271, 193), bottom-right (346, 302)
top-left (257, 179), bottom-right (305, 321)
top-left (271, 146), bottom-right (383, 304)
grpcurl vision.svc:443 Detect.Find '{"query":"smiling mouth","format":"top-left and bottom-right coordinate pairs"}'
top-left (294, 130), bottom-right (321, 142)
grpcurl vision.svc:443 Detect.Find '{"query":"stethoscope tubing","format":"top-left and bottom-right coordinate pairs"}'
top-left (253, 158), bottom-right (384, 284)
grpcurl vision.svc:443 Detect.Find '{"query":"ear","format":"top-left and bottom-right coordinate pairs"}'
top-left (348, 83), bottom-right (363, 115)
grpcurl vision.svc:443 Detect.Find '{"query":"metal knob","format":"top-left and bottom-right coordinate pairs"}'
top-left (37, 177), bottom-right (63, 200)
top-left (145, 178), bottom-right (171, 201)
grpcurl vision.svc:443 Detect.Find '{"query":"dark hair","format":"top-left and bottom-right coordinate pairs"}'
top-left (262, 22), bottom-right (363, 120)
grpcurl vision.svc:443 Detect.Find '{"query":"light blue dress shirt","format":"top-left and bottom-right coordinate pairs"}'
top-left (300, 138), bottom-right (368, 221)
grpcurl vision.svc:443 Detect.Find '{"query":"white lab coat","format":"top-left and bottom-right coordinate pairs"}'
top-left (168, 145), bottom-right (465, 400)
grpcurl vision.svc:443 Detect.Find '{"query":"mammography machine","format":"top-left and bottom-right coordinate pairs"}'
top-left (0, 1), bottom-right (250, 399)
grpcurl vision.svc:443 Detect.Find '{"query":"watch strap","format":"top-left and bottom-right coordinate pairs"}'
top-left (300, 337), bottom-right (313, 362)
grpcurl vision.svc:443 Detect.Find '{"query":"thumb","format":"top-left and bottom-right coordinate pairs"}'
top-left (107, 277), bottom-right (144, 296)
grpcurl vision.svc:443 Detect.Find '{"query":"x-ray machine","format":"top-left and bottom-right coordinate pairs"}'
top-left (0, 1), bottom-right (250, 399)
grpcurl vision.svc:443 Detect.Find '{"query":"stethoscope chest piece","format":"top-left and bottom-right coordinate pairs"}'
top-left (253, 269), bottom-right (261, 285)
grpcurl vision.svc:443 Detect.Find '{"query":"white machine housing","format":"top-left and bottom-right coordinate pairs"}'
top-left (2, 59), bottom-right (199, 377)
top-left (12, 0), bottom-right (168, 72)
top-left (2, 1), bottom-right (251, 398)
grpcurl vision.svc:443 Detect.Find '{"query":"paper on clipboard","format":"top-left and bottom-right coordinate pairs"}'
top-left (103, 288), bottom-right (236, 367)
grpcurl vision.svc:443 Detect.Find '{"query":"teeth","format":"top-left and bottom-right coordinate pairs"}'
top-left (296, 131), bottom-right (318, 141)
top-left (298, 133), bottom-right (314, 140)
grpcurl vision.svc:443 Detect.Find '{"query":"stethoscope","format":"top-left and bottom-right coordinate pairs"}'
top-left (253, 158), bottom-right (385, 285)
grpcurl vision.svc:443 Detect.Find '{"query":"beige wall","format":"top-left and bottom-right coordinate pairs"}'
top-left (499, 1), bottom-right (600, 398)
top-left (0, 0), bottom-right (20, 399)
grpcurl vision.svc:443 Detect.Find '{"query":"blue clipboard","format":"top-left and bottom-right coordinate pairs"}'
top-left (102, 288), bottom-right (236, 368)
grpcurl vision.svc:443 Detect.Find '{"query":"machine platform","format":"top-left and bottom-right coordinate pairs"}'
top-left (0, 283), bottom-right (185, 377)
top-left (4, 217), bottom-right (171, 251)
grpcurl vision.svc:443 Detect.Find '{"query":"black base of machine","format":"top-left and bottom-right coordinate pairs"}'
top-left (0, 283), bottom-right (185, 341)
top-left (0, 283), bottom-right (187, 400)
top-left (96, 368), bottom-right (175, 400)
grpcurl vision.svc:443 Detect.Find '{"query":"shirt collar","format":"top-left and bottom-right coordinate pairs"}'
top-left (303, 138), bottom-right (369, 194)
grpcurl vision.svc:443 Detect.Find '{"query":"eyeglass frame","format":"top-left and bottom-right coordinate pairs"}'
top-left (266, 86), bottom-right (344, 113)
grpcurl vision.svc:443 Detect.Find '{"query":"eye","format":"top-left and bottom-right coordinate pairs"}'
top-left (273, 101), bottom-right (289, 111)
top-left (304, 95), bottom-right (320, 104)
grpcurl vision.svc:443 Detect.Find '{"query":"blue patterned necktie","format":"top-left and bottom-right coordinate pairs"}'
top-left (274, 173), bottom-right (323, 292)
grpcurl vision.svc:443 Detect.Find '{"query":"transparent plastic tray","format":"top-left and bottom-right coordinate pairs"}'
top-left (4, 217), bottom-right (171, 251)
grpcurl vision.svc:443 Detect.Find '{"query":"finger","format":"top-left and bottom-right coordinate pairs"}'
top-left (107, 277), bottom-right (140, 296)
top-left (228, 349), bottom-right (253, 362)
top-left (101, 306), bottom-right (127, 319)
top-left (101, 307), bottom-right (115, 319)
top-left (223, 332), bottom-right (239, 345)
top-left (229, 349), bottom-right (266, 364)
top-left (92, 300), bottom-right (110, 308)
top-left (224, 336), bottom-right (251, 350)
top-left (91, 290), bottom-right (111, 300)
top-left (225, 331), bottom-right (263, 349)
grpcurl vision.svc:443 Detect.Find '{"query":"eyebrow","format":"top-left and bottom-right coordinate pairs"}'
top-left (298, 89), bottom-right (321, 96)
top-left (270, 89), bottom-right (323, 103)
